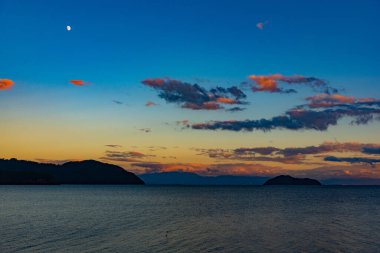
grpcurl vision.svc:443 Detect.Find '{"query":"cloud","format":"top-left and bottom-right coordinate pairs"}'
top-left (362, 147), bottom-right (380, 155)
top-left (0, 79), bottom-right (14, 90)
top-left (112, 100), bottom-right (123, 105)
top-left (305, 94), bottom-right (380, 108)
top-left (226, 107), bottom-right (246, 112)
top-left (256, 21), bottom-right (268, 30)
top-left (100, 150), bottom-right (153, 163)
top-left (139, 128), bottom-right (151, 133)
top-left (195, 147), bottom-right (305, 164)
top-left (132, 162), bottom-right (281, 176)
top-left (105, 144), bottom-right (122, 148)
top-left (279, 142), bottom-right (379, 157)
top-left (324, 156), bottom-right (380, 166)
top-left (176, 120), bottom-right (190, 127)
top-left (145, 101), bottom-right (157, 107)
top-left (247, 74), bottom-right (336, 94)
top-left (70, 80), bottom-right (90, 86)
top-left (132, 161), bottom-right (380, 181)
top-left (181, 101), bottom-right (222, 110)
top-left (142, 78), bottom-right (247, 111)
top-left (195, 142), bottom-right (380, 164)
top-left (191, 101), bottom-right (380, 132)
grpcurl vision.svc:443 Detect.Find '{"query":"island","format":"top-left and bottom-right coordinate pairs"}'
top-left (0, 158), bottom-right (144, 185)
top-left (263, 175), bottom-right (321, 186)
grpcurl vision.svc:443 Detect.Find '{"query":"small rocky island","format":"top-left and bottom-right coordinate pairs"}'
top-left (264, 175), bottom-right (321, 186)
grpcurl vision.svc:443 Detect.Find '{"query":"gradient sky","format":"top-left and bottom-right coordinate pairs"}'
top-left (1, 0), bottom-right (380, 181)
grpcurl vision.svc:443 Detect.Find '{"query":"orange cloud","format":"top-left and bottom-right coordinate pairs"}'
top-left (70, 80), bottom-right (90, 86)
top-left (248, 74), bottom-right (282, 92)
top-left (247, 74), bottom-right (329, 93)
top-left (0, 79), bottom-right (14, 90)
top-left (216, 97), bottom-right (239, 104)
top-left (306, 94), bottom-right (355, 107)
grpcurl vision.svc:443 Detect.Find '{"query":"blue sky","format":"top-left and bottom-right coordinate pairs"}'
top-left (1, 0), bottom-right (380, 181)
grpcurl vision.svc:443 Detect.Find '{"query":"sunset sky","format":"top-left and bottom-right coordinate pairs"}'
top-left (1, 0), bottom-right (380, 181)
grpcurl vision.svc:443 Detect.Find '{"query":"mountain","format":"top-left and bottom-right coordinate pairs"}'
top-left (140, 171), bottom-right (268, 185)
top-left (264, 175), bottom-right (321, 186)
top-left (0, 158), bottom-right (144, 185)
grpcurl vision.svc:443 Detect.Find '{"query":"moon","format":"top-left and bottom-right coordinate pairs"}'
top-left (66, 25), bottom-right (71, 31)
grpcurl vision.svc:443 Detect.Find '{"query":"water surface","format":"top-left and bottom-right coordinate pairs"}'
top-left (1, 185), bottom-right (380, 252)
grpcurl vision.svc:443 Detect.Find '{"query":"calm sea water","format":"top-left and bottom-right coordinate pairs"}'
top-left (1, 185), bottom-right (380, 253)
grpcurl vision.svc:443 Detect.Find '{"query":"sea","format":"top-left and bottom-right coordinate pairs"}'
top-left (1, 185), bottom-right (380, 253)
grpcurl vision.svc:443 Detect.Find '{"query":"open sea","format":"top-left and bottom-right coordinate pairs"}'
top-left (1, 185), bottom-right (380, 253)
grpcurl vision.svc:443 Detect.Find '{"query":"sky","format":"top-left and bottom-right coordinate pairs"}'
top-left (1, 0), bottom-right (380, 182)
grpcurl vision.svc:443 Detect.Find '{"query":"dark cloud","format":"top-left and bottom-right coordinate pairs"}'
top-left (227, 107), bottom-right (246, 112)
top-left (362, 147), bottom-right (380, 155)
top-left (105, 144), bottom-right (122, 148)
top-left (196, 142), bottom-right (380, 164)
top-left (324, 156), bottom-right (380, 166)
top-left (191, 103), bottom-right (380, 132)
top-left (235, 147), bottom-right (280, 155)
top-left (279, 142), bottom-right (375, 157)
top-left (142, 78), bottom-right (247, 111)
top-left (112, 100), bottom-right (123, 105)
top-left (100, 150), bottom-right (153, 163)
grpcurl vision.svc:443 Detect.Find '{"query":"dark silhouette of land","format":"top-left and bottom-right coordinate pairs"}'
top-left (0, 159), bottom-right (144, 185)
top-left (264, 175), bottom-right (321, 185)
top-left (140, 171), bottom-right (269, 185)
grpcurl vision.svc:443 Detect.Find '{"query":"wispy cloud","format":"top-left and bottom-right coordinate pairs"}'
top-left (305, 94), bottom-right (380, 108)
top-left (145, 101), bottom-right (158, 107)
top-left (100, 150), bottom-right (153, 163)
top-left (105, 144), bottom-right (122, 148)
top-left (132, 162), bottom-right (281, 176)
top-left (324, 156), bottom-right (380, 166)
top-left (0, 79), bottom-right (14, 90)
top-left (256, 21), bottom-right (268, 30)
top-left (247, 74), bottom-right (336, 94)
top-left (132, 161), bottom-right (380, 181)
top-left (195, 142), bottom-right (380, 164)
top-left (139, 128), bottom-right (151, 133)
top-left (112, 100), bottom-right (123, 105)
top-left (142, 78), bottom-right (247, 111)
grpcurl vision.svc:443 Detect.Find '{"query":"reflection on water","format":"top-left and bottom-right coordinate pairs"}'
top-left (1, 185), bottom-right (380, 253)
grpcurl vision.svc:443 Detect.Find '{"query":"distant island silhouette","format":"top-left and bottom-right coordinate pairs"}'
top-left (140, 171), bottom-right (269, 185)
top-left (0, 159), bottom-right (144, 185)
top-left (3, 159), bottom-right (379, 185)
top-left (264, 175), bottom-right (321, 186)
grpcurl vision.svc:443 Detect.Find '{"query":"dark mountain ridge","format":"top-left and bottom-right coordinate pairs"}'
top-left (0, 158), bottom-right (144, 185)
